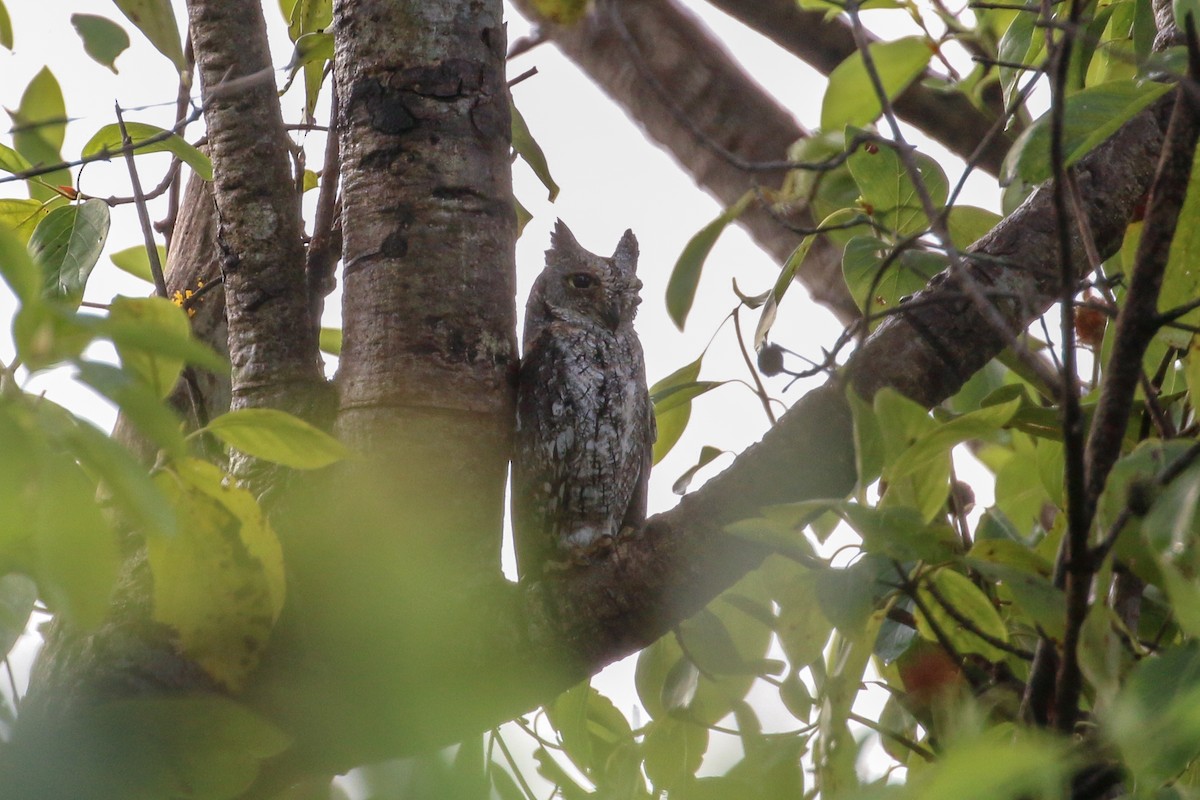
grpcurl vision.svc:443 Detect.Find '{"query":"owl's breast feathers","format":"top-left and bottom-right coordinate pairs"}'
top-left (512, 321), bottom-right (654, 575)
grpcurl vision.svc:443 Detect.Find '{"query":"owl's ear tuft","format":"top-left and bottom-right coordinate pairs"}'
top-left (548, 219), bottom-right (583, 265)
top-left (612, 229), bottom-right (638, 271)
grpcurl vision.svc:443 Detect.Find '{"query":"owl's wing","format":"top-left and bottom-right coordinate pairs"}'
top-left (511, 328), bottom-right (580, 578)
top-left (626, 350), bottom-right (659, 536)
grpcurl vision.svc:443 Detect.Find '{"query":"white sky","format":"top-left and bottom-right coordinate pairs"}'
top-left (0, 0), bottom-right (1009, 788)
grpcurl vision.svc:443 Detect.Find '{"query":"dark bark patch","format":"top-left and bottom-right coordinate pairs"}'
top-left (353, 78), bottom-right (418, 135)
top-left (396, 59), bottom-right (483, 99)
top-left (381, 230), bottom-right (409, 258)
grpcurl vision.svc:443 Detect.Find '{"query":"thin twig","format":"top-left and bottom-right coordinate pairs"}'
top-left (491, 728), bottom-right (540, 800)
top-left (924, 576), bottom-right (1036, 660)
top-left (115, 104), bottom-right (169, 299)
top-left (732, 307), bottom-right (776, 424)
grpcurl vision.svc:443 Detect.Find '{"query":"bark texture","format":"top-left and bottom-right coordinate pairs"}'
top-left (510, 0), bottom-right (859, 322)
top-left (187, 0), bottom-right (325, 417)
top-left (329, 0), bottom-right (517, 569)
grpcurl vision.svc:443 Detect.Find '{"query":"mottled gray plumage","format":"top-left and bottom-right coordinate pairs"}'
top-left (512, 220), bottom-right (656, 578)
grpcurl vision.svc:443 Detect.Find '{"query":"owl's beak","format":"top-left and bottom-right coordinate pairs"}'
top-left (602, 300), bottom-right (622, 331)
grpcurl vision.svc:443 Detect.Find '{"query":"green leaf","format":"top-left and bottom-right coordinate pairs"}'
top-left (874, 387), bottom-right (953, 520)
top-left (108, 296), bottom-right (190, 397)
top-left (98, 302), bottom-right (228, 375)
top-left (1077, 604), bottom-right (1126, 710)
top-left (776, 572), bottom-right (834, 669)
top-left (816, 556), bottom-right (890, 635)
top-left (842, 237), bottom-right (947, 321)
top-left (3, 433), bottom-right (119, 629)
top-left (848, 142), bottom-right (949, 236)
top-left (112, 0), bottom-right (185, 70)
top-left (1005, 79), bottom-right (1171, 184)
top-left (724, 516), bottom-right (818, 563)
top-left (821, 38), bottom-right (933, 130)
top-left (546, 683), bottom-right (633, 778)
top-left (98, 695), bottom-right (290, 799)
top-left (71, 14), bottom-right (131, 72)
top-left (75, 360), bottom-right (187, 457)
top-left (887, 396), bottom-right (1022, 480)
top-left (150, 459), bottom-right (285, 691)
top-left (201, 408), bottom-right (350, 469)
top-left (280, 32), bottom-right (333, 112)
top-left (109, 243), bottom-right (165, 283)
top-left (282, 0), bottom-right (333, 39)
top-left (45, 404), bottom-right (176, 540)
top-left (997, 12), bottom-right (1042, 110)
top-left (1159, 148), bottom-right (1200, 348)
top-left (672, 445), bottom-right (725, 495)
top-left (28, 199), bottom-right (110, 303)
top-left (755, 209), bottom-right (862, 348)
top-left (0, 197), bottom-right (54, 244)
top-left (82, 121), bottom-right (213, 181)
top-left (649, 354), bottom-right (704, 464)
top-left (1109, 641), bottom-right (1200, 786)
top-left (841, 503), bottom-right (961, 562)
top-left (489, 765), bottom-right (525, 800)
top-left (0, 1), bottom-right (11, 49)
top-left (915, 568), bottom-right (1009, 661)
top-left (666, 194), bottom-right (752, 329)
top-left (13, 302), bottom-right (95, 370)
top-left (0, 574), bottom-right (35, 658)
top-left (0, 142), bottom-right (31, 174)
top-left (677, 608), bottom-right (755, 676)
top-left (906, 735), bottom-right (1069, 800)
top-left (643, 718), bottom-right (709, 792)
top-left (319, 326), bottom-right (342, 355)
top-left (967, 559), bottom-right (1065, 639)
top-left (9, 67), bottom-right (69, 199)
top-left (0, 216), bottom-right (41, 299)
top-left (946, 205), bottom-right (1002, 249)
top-left (511, 100), bottom-right (559, 201)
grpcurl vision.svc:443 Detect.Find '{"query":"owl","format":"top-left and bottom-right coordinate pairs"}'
top-left (512, 220), bottom-right (657, 578)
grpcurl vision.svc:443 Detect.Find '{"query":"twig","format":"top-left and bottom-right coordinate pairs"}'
top-left (732, 307), bottom-right (776, 424)
top-left (115, 103), bottom-right (211, 429)
top-left (115, 104), bottom-right (169, 299)
top-left (491, 728), bottom-right (539, 800)
top-left (924, 575), bottom-right (1036, 660)
top-left (846, 711), bottom-right (935, 762)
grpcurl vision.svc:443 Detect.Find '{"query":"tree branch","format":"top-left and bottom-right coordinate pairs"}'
top-left (509, 0), bottom-right (858, 322)
top-left (701, 0), bottom-right (1014, 175)
top-left (186, 0), bottom-right (325, 420)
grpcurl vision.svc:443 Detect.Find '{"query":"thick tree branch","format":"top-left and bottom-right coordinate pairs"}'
top-left (702, 0), bottom-right (1014, 175)
top-left (510, 0), bottom-right (858, 322)
top-left (186, 0), bottom-right (325, 418)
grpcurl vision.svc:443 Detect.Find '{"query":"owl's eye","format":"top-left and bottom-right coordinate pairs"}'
top-left (566, 273), bottom-right (596, 290)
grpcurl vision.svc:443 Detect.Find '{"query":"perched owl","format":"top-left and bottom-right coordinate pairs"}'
top-left (512, 220), bottom-right (657, 578)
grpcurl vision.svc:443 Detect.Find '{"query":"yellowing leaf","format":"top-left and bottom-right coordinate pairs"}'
top-left (149, 459), bottom-right (285, 690)
top-left (202, 408), bottom-right (349, 469)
